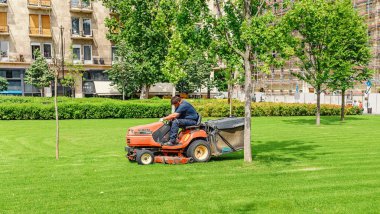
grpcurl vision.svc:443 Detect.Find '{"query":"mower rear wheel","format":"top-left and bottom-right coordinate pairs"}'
top-left (186, 140), bottom-right (211, 162)
top-left (136, 150), bottom-right (155, 165)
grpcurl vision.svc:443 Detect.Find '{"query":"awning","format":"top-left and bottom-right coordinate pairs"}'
top-left (93, 81), bottom-right (120, 96)
top-left (0, 90), bottom-right (22, 95)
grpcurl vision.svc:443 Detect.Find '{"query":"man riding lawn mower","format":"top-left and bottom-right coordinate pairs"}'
top-left (125, 97), bottom-right (245, 165)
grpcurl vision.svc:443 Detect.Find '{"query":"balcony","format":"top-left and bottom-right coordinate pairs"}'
top-left (71, 30), bottom-right (93, 40)
top-left (28, 0), bottom-right (51, 10)
top-left (0, 25), bottom-right (9, 35)
top-left (29, 27), bottom-right (52, 38)
top-left (70, 0), bottom-right (93, 13)
top-left (73, 57), bottom-right (112, 69)
top-left (0, 0), bottom-right (7, 7)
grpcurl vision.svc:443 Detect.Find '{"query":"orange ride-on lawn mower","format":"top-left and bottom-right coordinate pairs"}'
top-left (125, 116), bottom-right (245, 165)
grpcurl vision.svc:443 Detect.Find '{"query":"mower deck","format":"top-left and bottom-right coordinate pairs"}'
top-left (154, 156), bottom-right (193, 164)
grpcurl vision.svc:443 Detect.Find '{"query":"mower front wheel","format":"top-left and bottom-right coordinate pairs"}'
top-left (136, 150), bottom-right (155, 165)
top-left (186, 140), bottom-right (211, 163)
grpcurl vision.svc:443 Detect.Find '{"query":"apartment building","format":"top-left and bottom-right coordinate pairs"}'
top-left (0, 0), bottom-right (117, 97)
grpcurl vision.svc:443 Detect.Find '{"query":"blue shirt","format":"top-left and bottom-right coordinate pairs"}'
top-left (175, 100), bottom-right (198, 120)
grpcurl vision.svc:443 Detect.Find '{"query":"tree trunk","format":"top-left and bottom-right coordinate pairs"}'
top-left (54, 73), bottom-right (59, 160)
top-left (316, 90), bottom-right (321, 126)
top-left (229, 91), bottom-right (232, 117)
top-left (243, 57), bottom-right (252, 163)
top-left (140, 85), bottom-right (148, 99)
top-left (228, 84), bottom-right (231, 104)
top-left (72, 87), bottom-right (75, 98)
top-left (172, 85), bottom-right (176, 113)
top-left (341, 89), bottom-right (345, 121)
top-left (207, 84), bottom-right (210, 99)
top-left (228, 69), bottom-right (233, 116)
top-left (199, 85), bottom-right (202, 99)
top-left (122, 88), bottom-right (125, 101)
top-left (145, 85), bottom-right (150, 99)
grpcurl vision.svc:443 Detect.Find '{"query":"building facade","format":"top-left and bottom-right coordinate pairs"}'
top-left (0, 0), bottom-right (116, 97)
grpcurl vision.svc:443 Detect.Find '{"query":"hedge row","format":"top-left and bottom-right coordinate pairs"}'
top-left (0, 102), bottom-right (171, 120)
top-left (0, 98), bottom-right (362, 120)
top-left (194, 102), bottom-right (362, 117)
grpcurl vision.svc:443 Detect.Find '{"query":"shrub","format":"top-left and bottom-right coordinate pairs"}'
top-left (0, 96), bottom-right (362, 120)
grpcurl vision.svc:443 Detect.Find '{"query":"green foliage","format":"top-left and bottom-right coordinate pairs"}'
top-left (325, 0), bottom-right (372, 92)
top-left (0, 77), bottom-right (8, 91)
top-left (24, 49), bottom-right (54, 91)
top-left (162, 0), bottom-right (213, 90)
top-left (183, 49), bottom-right (213, 92)
top-left (162, 31), bottom-right (189, 85)
top-left (62, 52), bottom-right (85, 95)
top-left (105, 44), bottom-right (141, 99)
top-left (103, 0), bottom-right (174, 96)
top-left (0, 97), bottom-right (361, 120)
top-left (280, 0), bottom-right (373, 123)
top-left (282, 0), bottom-right (372, 93)
top-left (60, 75), bottom-right (75, 91)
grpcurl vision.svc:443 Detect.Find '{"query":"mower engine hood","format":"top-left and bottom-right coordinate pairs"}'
top-left (127, 122), bottom-right (164, 136)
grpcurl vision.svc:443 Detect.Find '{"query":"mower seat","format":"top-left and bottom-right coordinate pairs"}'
top-left (183, 114), bottom-right (202, 130)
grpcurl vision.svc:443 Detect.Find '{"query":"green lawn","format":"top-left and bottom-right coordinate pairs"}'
top-left (0, 116), bottom-right (379, 213)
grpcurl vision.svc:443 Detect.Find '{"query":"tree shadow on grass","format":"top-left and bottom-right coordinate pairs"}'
top-left (282, 116), bottom-right (369, 126)
top-left (253, 140), bottom-right (327, 165)
top-left (212, 140), bottom-right (329, 165)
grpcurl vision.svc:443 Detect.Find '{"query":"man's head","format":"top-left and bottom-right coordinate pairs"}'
top-left (171, 96), bottom-right (182, 108)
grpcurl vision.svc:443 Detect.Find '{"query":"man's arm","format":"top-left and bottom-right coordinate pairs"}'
top-left (163, 113), bottom-right (180, 121)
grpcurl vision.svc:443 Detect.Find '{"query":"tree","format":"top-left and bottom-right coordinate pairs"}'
top-left (330, 68), bottom-right (372, 121)
top-left (211, 0), bottom-right (282, 162)
top-left (163, 31), bottom-right (189, 112)
top-left (0, 77), bottom-right (8, 92)
top-left (163, 0), bottom-right (212, 110)
top-left (49, 58), bottom-right (61, 160)
top-left (103, 0), bottom-right (174, 99)
top-left (282, 0), bottom-right (372, 125)
top-left (184, 49), bottom-right (213, 98)
top-left (105, 43), bottom-right (141, 100)
top-left (61, 49), bottom-right (85, 98)
top-left (325, 0), bottom-right (372, 121)
top-left (24, 49), bottom-right (54, 97)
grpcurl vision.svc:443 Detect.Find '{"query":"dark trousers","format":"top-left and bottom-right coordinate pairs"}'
top-left (169, 119), bottom-right (197, 142)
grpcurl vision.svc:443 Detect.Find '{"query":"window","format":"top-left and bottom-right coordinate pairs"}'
top-left (43, 43), bottom-right (52, 59)
top-left (111, 46), bottom-right (117, 63)
top-left (31, 43), bottom-right (52, 60)
top-left (0, 12), bottom-right (7, 33)
top-left (84, 71), bottom-right (108, 81)
top-left (83, 18), bottom-right (91, 36)
top-left (31, 43), bottom-right (40, 60)
top-left (29, 14), bottom-right (39, 35)
top-left (82, 0), bottom-right (90, 8)
top-left (41, 15), bottom-right (51, 36)
top-left (71, 0), bottom-right (79, 7)
top-left (83, 45), bottom-right (92, 64)
top-left (72, 18), bottom-right (80, 35)
top-left (8, 80), bottom-right (21, 91)
top-left (0, 41), bottom-right (8, 59)
top-left (72, 45), bottom-right (81, 63)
